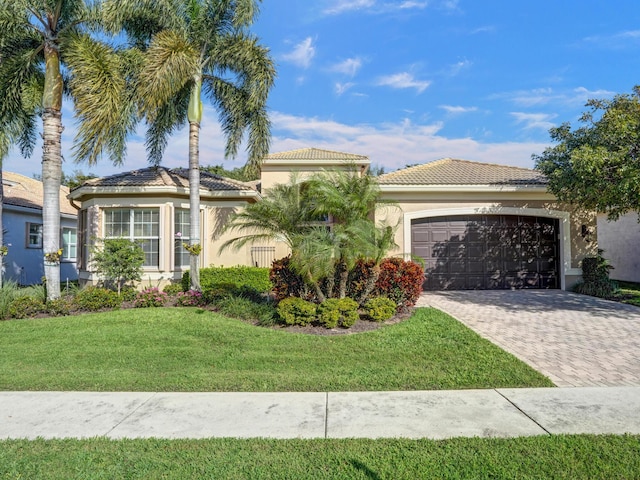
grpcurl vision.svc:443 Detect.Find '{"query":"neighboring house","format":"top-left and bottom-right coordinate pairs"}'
top-left (69, 149), bottom-right (597, 291)
top-left (597, 212), bottom-right (640, 283)
top-left (2, 172), bottom-right (78, 285)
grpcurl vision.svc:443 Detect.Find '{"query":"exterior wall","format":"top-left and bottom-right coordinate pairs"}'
top-left (261, 162), bottom-right (368, 191)
top-left (597, 212), bottom-right (640, 282)
top-left (2, 207), bottom-right (78, 285)
top-left (77, 195), bottom-right (256, 288)
top-left (377, 189), bottom-right (597, 290)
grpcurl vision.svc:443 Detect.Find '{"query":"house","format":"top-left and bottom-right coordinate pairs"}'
top-left (596, 212), bottom-right (640, 283)
top-left (69, 149), bottom-right (597, 291)
top-left (2, 172), bottom-right (78, 285)
top-left (377, 159), bottom-right (596, 290)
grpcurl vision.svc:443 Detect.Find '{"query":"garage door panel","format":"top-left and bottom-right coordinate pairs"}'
top-left (412, 215), bottom-right (559, 291)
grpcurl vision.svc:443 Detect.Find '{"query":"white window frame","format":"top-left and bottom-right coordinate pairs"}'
top-left (26, 222), bottom-right (43, 249)
top-left (104, 208), bottom-right (160, 268)
top-left (61, 227), bottom-right (77, 261)
top-left (174, 208), bottom-right (191, 268)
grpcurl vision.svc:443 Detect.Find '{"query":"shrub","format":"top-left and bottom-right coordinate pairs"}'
top-left (0, 281), bottom-right (22, 320)
top-left (175, 290), bottom-right (205, 307)
top-left (8, 296), bottom-right (45, 319)
top-left (270, 256), bottom-right (314, 302)
top-left (46, 297), bottom-right (72, 317)
top-left (317, 297), bottom-right (359, 329)
top-left (277, 297), bottom-right (317, 326)
top-left (374, 258), bottom-right (424, 310)
top-left (74, 287), bottom-right (122, 311)
top-left (182, 266), bottom-right (271, 293)
top-left (119, 286), bottom-right (138, 302)
top-left (365, 296), bottom-right (397, 322)
top-left (163, 283), bottom-right (184, 295)
top-left (134, 287), bottom-right (168, 308)
top-left (90, 238), bottom-right (145, 295)
top-left (574, 249), bottom-right (618, 298)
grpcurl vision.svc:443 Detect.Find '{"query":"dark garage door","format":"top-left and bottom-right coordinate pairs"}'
top-left (412, 215), bottom-right (559, 290)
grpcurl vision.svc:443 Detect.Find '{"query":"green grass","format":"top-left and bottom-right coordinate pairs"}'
top-left (1, 435), bottom-right (638, 479)
top-left (614, 280), bottom-right (640, 306)
top-left (0, 307), bottom-right (553, 391)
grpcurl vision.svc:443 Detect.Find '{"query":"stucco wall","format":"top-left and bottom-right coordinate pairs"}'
top-left (597, 212), bottom-right (640, 283)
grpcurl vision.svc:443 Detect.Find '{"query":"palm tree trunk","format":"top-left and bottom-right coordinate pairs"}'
top-left (42, 44), bottom-right (64, 301)
top-left (187, 76), bottom-right (203, 292)
top-left (42, 108), bottom-right (63, 300)
top-left (338, 258), bottom-right (349, 298)
top-left (357, 264), bottom-right (381, 306)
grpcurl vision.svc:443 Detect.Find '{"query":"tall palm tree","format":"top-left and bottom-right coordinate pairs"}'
top-left (0, 0), bottom-right (138, 299)
top-left (109, 0), bottom-right (275, 291)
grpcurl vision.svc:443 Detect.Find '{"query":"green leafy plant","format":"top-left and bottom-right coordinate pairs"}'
top-left (317, 297), bottom-right (359, 329)
top-left (364, 296), bottom-right (397, 322)
top-left (182, 266), bottom-right (271, 293)
top-left (183, 243), bottom-right (202, 256)
top-left (90, 238), bottom-right (145, 295)
top-left (8, 296), bottom-right (45, 319)
top-left (134, 288), bottom-right (168, 308)
top-left (277, 297), bottom-right (317, 326)
top-left (46, 297), bottom-right (73, 317)
top-left (73, 287), bottom-right (122, 312)
top-left (574, 249), bottom-right (618, 299)
top-left (163, 283), bottom-right (184, 295)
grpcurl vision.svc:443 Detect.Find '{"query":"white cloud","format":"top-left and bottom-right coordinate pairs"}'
top-left (492, 86), bottom-right (616, 108)
top-left (375, 72), bottom-right (431, 93)
top-left (396, 1), bottom-right (428, 9)
top-left (446, 58), bottom-right (472, 76)
top-left (511, 112), bottom-right (557, 131)
top-left (581, 30), bottom-right (640, 49)
top-left (439, 105), bottom-right (478, 115)
top-left (330, 57), bottom-right (363, 77)
top-left (269, 112), bottom-right (547, 171)
top-left (335, 82), bottom-right (355, 95)
top-left (281, 37), bottom-right (316, 69)
top-left (324, 0), bottom-right (375, 15)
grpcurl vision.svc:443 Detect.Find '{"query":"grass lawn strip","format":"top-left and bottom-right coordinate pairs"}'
top-left (0, 435), bottom-right (638, 479)
top-left (0, 307), bottom-right (553, 391)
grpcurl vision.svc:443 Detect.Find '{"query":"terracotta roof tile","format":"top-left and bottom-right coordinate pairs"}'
top-left (378, 158), bottom-right (547, 186)
top-left (263, 147), bottom-right (369, 162)
top-left (77, 166), bottom-right (257, 193)
top-left (3, 171), bottom-right (76, 216)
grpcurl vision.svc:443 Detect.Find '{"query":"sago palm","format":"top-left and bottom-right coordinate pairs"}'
top-left (108, 0), bottom-right (275, 291)
top-left (0, 0), bottom-right (138, 299)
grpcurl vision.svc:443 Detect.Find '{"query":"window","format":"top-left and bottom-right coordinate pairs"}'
top-left (104, 208), bottom-right (160, 267)
top-left (27, 223), bottom-right (42, 248)
top-left (61, 227), bottom-right (77, 260)
top-left (174, 209), bottom-right (190, 268)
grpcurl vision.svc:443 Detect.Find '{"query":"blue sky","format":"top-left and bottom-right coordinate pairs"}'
top-left (5, 0), bottom-right (640, 178)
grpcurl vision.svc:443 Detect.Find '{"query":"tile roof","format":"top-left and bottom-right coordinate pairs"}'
top-left (378, 158), bottom-right (548, 186)
top-left (263, 147), bottom-right (369, 162)
top-left (76, 166), bottom-right (257, 193)
top-left (3, 171), bottom-right (76, 216)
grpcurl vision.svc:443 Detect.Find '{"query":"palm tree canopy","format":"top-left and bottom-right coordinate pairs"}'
top-left (109, 0), bottom-right (275, 172)
top-left (0, 0), bottom-right (138, 166)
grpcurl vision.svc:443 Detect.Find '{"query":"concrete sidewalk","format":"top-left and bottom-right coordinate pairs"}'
top-left (2, 387), bottom-right (640, 440)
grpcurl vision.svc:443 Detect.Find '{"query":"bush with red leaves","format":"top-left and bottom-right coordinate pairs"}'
top-left (373, 258), bottom-right (424, 310)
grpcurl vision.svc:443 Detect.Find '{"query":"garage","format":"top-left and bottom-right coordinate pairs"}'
top-left (412, 214), bottom-right (559, 290)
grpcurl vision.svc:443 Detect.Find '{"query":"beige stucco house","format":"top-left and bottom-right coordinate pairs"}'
top-left (69, 148), bottom-right (596, 290)
top-left (597, 212), bottom-right (640, 283)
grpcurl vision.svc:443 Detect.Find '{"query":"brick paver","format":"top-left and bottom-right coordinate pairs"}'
top-left (417, 290), bottom-right (640, 387)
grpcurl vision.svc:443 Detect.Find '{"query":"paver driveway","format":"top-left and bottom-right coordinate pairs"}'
top-left (417, 290), bottom-right (640, 387)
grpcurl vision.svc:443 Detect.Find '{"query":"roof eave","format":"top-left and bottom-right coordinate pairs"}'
top-left (68, 185), bottom-right (260, 200)
top-left (379, 184), bottom-right (550, 193)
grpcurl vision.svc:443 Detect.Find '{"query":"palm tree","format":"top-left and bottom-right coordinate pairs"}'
top-left (0, 0), bottom-right (138, 299)
top-left (109, 0), bottom-right (275, 291)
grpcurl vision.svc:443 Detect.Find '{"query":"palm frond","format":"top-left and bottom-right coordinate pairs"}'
top-left (136, 29), bottom-right (199, 117)
top-left (145, 89), bottom-right (190, 164)
top-left (64, 32), bottom-right (138, 165)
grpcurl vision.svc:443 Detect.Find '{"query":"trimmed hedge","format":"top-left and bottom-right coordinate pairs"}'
top-left (182, 266), bottom-right (272, 292)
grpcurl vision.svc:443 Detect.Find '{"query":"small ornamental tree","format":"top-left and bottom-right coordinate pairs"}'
top-left (90, 238), bottom-right (144, 294)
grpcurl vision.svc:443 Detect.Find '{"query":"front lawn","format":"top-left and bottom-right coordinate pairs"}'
top-left (1, 435), bottom-right (639, 479)
top-left (614, 280), bottom-right (640, 306)
top-left (0, 307), bottom-right (553, 391)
